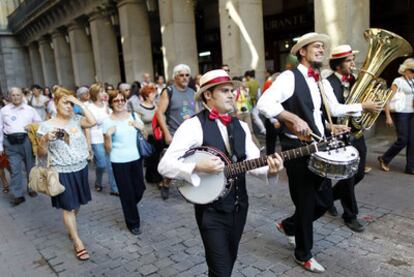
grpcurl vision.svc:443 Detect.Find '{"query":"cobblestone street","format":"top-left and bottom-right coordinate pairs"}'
top-left (0, 135), bottom-right (413, 277)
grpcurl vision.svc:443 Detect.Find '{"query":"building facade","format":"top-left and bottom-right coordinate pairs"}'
top-left (0, 0), bottom-right (412, 94)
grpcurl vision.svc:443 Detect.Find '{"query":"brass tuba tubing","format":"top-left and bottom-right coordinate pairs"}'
top-left (341, 28), bottom-right (413, 136)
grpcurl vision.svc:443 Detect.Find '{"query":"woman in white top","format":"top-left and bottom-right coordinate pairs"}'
top-left (87, 83), bottom-right (119, 194)
top-left (30, 84), bottom-right (49, 120)
top-left (379, 58), bottom-right (414, 174)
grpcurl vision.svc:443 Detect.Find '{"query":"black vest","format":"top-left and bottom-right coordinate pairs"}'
top-left (282, 68), bottom-right (326, 137)
top-left (327, 73), bottom-right (345, 104)
top-left (326, 73), bottom-right (356, 126)
top-left (196, 109), bottom-right (247, 212)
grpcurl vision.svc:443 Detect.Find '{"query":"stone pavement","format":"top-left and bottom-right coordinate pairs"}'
top-left (0, 135), bottom-right (413, 277)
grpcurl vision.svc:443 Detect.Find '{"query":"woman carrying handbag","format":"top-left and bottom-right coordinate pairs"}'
top-left (102, 89), bottom-right (146, 236)
top-left (37, 87), bottom-right (96, 261)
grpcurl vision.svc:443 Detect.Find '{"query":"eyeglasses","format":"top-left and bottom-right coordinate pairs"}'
top-left (112, 98), bottom-right (126, 104)
top-left (179, 74), bottom-right (190, 78)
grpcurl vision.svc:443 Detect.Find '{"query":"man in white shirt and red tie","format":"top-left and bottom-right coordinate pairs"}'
top-left (158, 69), bottom-right (284, 277)
top-left (257, 32), bottom-right (382, 273)
top-left (325, 45), bottom-right (381, 232)
top-left (0, 87), bottom-right (42, 206)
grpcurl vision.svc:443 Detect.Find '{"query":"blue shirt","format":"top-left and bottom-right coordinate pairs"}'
top-left (102, 115), bottom-right (140, 163)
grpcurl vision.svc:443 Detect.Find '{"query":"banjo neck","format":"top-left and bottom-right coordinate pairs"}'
top-left (224, 143), bottom-right (319, 177)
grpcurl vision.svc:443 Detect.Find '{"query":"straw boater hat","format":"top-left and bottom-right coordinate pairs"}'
top-left (398, 58), bottom-right (414, 75)
top-left (329, 44), bottom-right (359, 60)
top-left (290, 32), bottom-right (330, 55)
top-left (195, 69), bottom-right (241, 101)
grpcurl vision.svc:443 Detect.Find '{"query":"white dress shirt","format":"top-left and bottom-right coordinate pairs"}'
top-left (0, 103), bottom-right (42, 151)
top-left (257, 64), bottom-right (363, 136)
top-left (158, 116), bottom-right (277, 187)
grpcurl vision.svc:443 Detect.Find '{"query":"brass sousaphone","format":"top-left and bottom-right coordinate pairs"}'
top-left (339, 28), bottom-right (413, 137)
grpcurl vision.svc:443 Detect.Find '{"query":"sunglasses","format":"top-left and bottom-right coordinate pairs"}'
top-left (112, 98), bottom-right (126, 104)
top-left (179, 74), bottom-right (190, 78)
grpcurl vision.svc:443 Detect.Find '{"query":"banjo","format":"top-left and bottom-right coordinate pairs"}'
top-left (175, 135), bottom-right (358, 204)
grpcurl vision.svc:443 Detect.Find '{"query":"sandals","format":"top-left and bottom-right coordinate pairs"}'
top-left (74, 246), bottom-right (90, 261)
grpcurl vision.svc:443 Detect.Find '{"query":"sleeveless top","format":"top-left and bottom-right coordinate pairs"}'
top-left (166, 85), bottom-right (196, 135)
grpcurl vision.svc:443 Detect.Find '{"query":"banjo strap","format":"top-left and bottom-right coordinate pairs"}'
top-left (226, 122), bottom-right (238, 163)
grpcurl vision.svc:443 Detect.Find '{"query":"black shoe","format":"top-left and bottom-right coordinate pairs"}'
top-left (404, 169), bottom-right (414, 175)
top-left (345, 219), bottom-right (365, 232)
top-left (95, 184), bottom-right (103, 192)
top-left (327, 205), bottom-right (338, 217)
top-left (129, 226), bottom-right (142, 235)
top-left (28, 191), bottom-right (37, 197)
top-left (10, 197), bottom-right (25, 207)
top-left (110, 191), bottom-right (120, 197)
top-left (160, 187), bottom-right (169, 200)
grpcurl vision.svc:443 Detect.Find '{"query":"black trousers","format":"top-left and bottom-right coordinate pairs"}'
top-left (332, 136), bottom-right (367, 222)
top-left (195, 205), bottom-right (248, 277)
top-left (112, 159), bottom-right (146, 230)
top-left (281, 138), bottom-right (332, 261)
top-left (382, 112), bottom-right (414, 170)
top-left (264, 118), bottom-right (280, 155)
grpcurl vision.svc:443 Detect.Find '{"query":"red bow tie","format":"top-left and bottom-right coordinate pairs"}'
top-left (307, 67), bottom-right (320, 82)
top-left (209, 108), bottom-right (232, 126)
top-left (341, 74), bottom-right (354, 83)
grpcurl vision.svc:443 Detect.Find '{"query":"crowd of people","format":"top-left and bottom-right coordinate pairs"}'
top-left (0, 33), bottom-right (412, 274)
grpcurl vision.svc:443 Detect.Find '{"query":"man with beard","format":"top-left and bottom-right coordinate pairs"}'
top-left (257, 33), bottom-right (367, 272)
top-left (326, 45), bottom-right (381, 231)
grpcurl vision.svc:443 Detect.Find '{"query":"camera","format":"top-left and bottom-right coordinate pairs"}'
top-left (55, 129), bottom-right (65, 140)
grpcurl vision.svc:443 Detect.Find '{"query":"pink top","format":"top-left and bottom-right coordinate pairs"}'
top-left (0, 103), bottom-right (41, 151)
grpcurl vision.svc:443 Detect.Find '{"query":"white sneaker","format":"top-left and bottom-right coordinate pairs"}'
top-left (294, 257), bottom-right (326, 273)
top-left (275, 222), bottom-right (296, 247)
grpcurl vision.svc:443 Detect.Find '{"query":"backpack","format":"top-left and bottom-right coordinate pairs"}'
top-left (152, 86), bottom-right (173, 141)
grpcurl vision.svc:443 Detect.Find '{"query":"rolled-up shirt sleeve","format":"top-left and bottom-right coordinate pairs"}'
top-left (257, 70), bottom-right (295, 119)
top-left (323, 80), bottom-right (363, 117)
top-left (158, 117), bottom-right (203, 187)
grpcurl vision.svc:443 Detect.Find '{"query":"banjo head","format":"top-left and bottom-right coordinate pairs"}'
top-left (177, 148), bottom-right (230, 205)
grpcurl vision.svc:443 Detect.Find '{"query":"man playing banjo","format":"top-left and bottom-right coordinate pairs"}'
top-left (158, 69), bottom-right (284, 277)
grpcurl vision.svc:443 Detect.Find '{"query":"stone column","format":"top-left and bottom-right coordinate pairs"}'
top-left (158, 0), bottom-right (198, 80)
top-left (28, 42), bottom-right (44, 85)
top-left (67, 22), bottom-right (96, 86)
top-left (118, 0), bottom-right (154, 83)
top-left (315, 0), bottom-right (374, 136)
top-left (314, 0), bottom-right (370, 66)
top-left (51, 31), bottom-right (75, 89)
top-left (89, 12), bottom-right (121, 85)
top-left (38, 37), bottom-right (58, 87)
top-left (219, 0), bottom-right (266, 84)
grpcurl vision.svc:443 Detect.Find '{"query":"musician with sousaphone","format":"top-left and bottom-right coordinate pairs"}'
top-left (257, 32), bottom-right (371, 273)
top-left (326, 44), bottom-right (382, 232)
top-left (158, 69), bottom-right (284, 277)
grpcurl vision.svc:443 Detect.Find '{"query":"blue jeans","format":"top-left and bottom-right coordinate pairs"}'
top-left (382, 112), bottom-right (414, 170)
top-left (92, 143), bottom-right (118, 193)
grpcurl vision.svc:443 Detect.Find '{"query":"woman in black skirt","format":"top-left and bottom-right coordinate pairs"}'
top-left (37, 87), bottom-right (96, 261)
